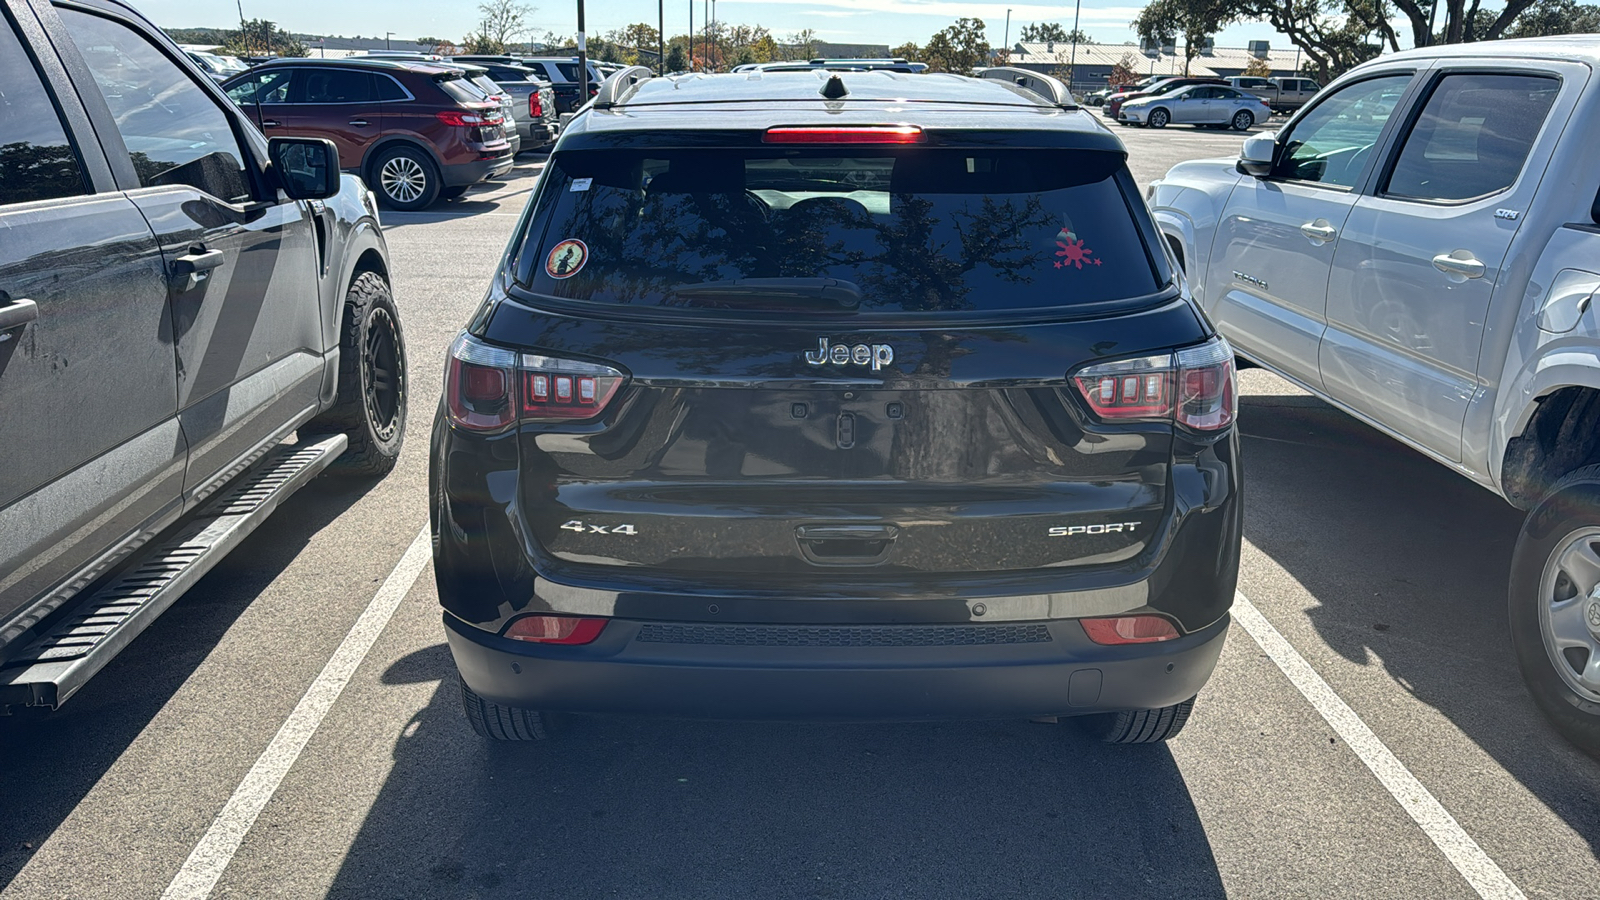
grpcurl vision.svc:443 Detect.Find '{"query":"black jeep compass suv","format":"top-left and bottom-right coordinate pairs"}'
top-left (431, 67), bottom-right (1242, 743)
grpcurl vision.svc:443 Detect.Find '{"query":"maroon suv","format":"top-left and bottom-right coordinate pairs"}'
top-left (224, 58), bottom-right (514, 209)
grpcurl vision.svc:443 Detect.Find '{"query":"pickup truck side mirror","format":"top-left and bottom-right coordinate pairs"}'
top-left (268, 136), bottom-right (341, 201)
top-left (1237, 131), bottom-right (1278, 179)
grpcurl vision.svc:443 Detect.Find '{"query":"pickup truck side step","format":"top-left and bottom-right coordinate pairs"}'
top-left (0, 434), bottom-right (347, 711)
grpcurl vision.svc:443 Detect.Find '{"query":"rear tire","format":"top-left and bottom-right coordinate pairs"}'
top-left (1231, 110), bottom-right (1255, 131)
top-left (369, 144), bottom-right (440, 210)
top-left (1078, 696), bottom-right (1195, 744)
top-left (1148, 108), bottom-right (1170, 128)
top-left (1509, 466), bottom-right (1600, 758)
top-left (461, 682), bottom-right (549, 741)
top-left (301, 271), bottom-right (406, 476)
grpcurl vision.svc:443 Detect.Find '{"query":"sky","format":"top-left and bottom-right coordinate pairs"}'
top-left (142, 0), bottom-right (1293, 50)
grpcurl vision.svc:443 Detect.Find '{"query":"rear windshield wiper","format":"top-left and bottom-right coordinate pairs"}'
top-left (667, 278), bottom-right (861, 312)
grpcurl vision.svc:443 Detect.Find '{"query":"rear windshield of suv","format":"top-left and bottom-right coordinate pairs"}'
top-left (513, 148), bottom-right (1161, 314)
top-left (437, 74), bottom-right (489, 103)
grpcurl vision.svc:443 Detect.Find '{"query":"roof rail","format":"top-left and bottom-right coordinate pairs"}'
top-left (592, 65), bottom-right (655, 109)
top-left (976, 67), bottom-right (1078, 109)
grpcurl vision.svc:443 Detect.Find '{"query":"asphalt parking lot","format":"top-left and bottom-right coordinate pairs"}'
top-left (2, 119), bottom-right (1598, 900)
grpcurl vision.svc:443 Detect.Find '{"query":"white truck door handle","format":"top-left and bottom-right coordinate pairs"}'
top-left (1300, 221), bottom-right (1338, 243)
top-left (1432, 251), bottom-right (1486, 281)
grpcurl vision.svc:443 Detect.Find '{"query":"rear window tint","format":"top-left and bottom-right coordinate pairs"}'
top-left (514, 149), bottom-right (1159, 314)
top-left (436, 75), bottom-right (487, 103)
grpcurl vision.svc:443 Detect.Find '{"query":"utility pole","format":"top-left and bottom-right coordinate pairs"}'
top-left (1068, 0), bottom-right (1081, 90)
top-left (658, 0), bottom-right (665, 72)
top-left (703, 0), bottom-right (709, 69)
top-left (1002, 9), bottom-right (1010, 57)
top-left (688, 0), bottom-right (694, 69)
top-left (385, 31), bottom-right (393, 50)
top-left (576, 0), bottom-right (589, 103)
top-left (235, 0), bottom-right (248, 56)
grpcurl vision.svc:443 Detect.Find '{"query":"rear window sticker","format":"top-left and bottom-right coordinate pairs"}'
top-left (546, 239), bottom-right (589, 279)
top-left (1055, 237), bottom-right (1100, 269)
top-left (570, 177), bottom-right (594, 192)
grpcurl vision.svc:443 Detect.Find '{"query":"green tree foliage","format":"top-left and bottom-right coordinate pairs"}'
top-left (164, 26), bottom-right (231, 46)
top-left (1018, 23), bottom-right (1092, 43)
top-left (1110, 51), bottom-right (1140, 88)
top-left (1133, 0), bottom-right (1237, 75)
top-left (890, 41), bottom-right (921, 61)
top-left (921, 17), bottom-right (989, 73)
top-left (221, 19), bottom-right (307, 57)
top-left (1507, 0), bottom-right (1600, 35)
top-left (665, 43), bottom-right (688, 72)
top-left (1241, 55), bottom-right (1273, 77)
top-left (458, 31), bottom-right (504, 54)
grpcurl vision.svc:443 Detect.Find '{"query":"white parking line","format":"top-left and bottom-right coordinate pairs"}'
top-left (159, 525), bottom-right (432, 900)
top-left (1232, 591), bottom-right (1525, 900)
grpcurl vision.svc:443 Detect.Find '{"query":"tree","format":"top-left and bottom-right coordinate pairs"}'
top-left (921, 17), bottom-right (989, 74)
top-left (1237, 0), bottom-right (1389, 81)
top-left (1133, 0), bottom-right (1236, 75)
top-left (478, 0), bottom-right (533, 49)
top-left (1507, 0), bottom-right (1600, 35)
top-left (221, 19), bottom-right (306, 57)
top-left (890, 41), bottom-right (921, 61)
top-left (606, 23), bottom-right (661, 64)
top-left (665, 43), bottom-right (687, 72)
top-left (1020, 22), bottom-right (1069, 42)
top-left (786, 28), bottom-right (818, 60)
top-left (1242, 55), bottom-right (1273, 77)
top-left (1109, 51), bottom-right (1140, 88)
top-left (459, 31), bottom-right (504, 54)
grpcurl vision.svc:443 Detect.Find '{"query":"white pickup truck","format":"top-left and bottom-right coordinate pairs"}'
top-left (1226, 75), bottom-right (1321, 112)
top-left (1150, 37), bottom-right (1600, 756)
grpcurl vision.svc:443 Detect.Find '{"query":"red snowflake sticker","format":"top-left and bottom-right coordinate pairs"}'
top-left (1055, 238), bottom-right (1101, 269)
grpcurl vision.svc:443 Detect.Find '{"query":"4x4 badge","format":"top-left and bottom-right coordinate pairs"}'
top-left (805, 338), bottom-right (894, 372)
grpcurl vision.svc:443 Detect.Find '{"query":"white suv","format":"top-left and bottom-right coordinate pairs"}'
top-left (1150, 37), bottom-right (1600, 756)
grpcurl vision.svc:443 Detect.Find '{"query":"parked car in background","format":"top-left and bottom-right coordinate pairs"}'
top-left (433, 66), bottom-right (1241, 744)
top-left (445, 59), bottom-right (559, 151)
top-left (1150, 37), bottom-right (1600, 757)
top-left (516, 57), bottom-right (604, 113)
top-left (223, 57), bottom-right (513, 209)
top-left (1104, 76), bottom-right (1227, 119)
top-left (1083, 86), bottom-right (1112, 106)
top-left (1, 0), bottom-right (407, 715)
top-left (358, 54), bottom-right (522, 157)
top-left (184, 49), bottom-right (248, 83)
top-left (1120, 85), bottom-right (1271, 130)
top-left (1226, 75), bottom-right (1322, 113)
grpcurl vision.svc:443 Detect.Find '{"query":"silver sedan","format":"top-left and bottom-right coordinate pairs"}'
top-left (1119, 85), bottom-right (1271, 130)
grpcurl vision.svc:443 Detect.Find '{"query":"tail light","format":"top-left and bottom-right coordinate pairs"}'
top-left (530, 91), bottom-right (543, 118)
top-left (1081, 615), bottom-right (1180, 645)
top-left (1072, 337), bottom-right (1236, 431)
top-left (444, 333), bottom-right (626, 432)
top-left (437, 109), bottom-right (494, 127)
top-left (504, 614), bottom-right (608, 644)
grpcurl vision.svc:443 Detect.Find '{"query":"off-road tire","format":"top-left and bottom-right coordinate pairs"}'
top-left (369, 144), bottom-right (440, 210)
top-left (1510, 465), bottom-right (1600, 758)
top-left (461, 681), bottom-right (549, 741)
top-left (1231, 110), bottom-right (1255, 131)
top-left (302, 271), bottom-right (406, 476)
top-left (1148, 108), bottom-right (1170, 128)
top-left (1078, 696), bottom-right (1195, 743)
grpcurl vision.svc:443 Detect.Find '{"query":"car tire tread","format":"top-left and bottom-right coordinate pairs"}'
top-left (1079, 696), bottom-right (1195, 743)
top-left (462, 682), bottom-right (549, 741)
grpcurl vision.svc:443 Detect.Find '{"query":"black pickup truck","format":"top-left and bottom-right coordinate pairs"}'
top-left (0, 0), bottom-right (408, 712)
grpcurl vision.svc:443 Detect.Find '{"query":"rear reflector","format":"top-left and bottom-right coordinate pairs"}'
top-left (504, 615), bottom-right (608, 645)
top-left (1081, 615), bottom-right (1180, 645)
top-left (763, 125), bottom-right (924, 144)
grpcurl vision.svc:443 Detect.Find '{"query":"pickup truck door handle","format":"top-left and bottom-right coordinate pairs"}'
top-left (1300, 221), bottom-right (1338, 243)
top-left (0, 298), bottom-right (39, 334)
top-left (1432, 251), bottom-right (1486, 281)
top-left (260, 119), bottom-right (281, 128)
top-left (347, 119), bottom-right (369, 126)
top-left (172, 247), bottom-right (225, 292)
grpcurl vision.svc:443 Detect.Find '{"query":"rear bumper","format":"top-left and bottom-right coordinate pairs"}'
top-left (442, 149), bottom-right (515, 186)
top-left (520, 122), bottom-right (556, 148)
top-left (445, 612), bottom-right (1228, 721)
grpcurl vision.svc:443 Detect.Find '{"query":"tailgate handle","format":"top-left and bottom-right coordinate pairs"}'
top-left (796, 524), bottom-right (899, 565)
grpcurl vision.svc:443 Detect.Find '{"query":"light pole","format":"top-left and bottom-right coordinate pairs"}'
top-left (385, 31), bottom-right (393, 50)
top-left (1068, 0), bottom-right (1081, 91)
top-left (576, 0), bottom-right (589, 102)
top-left (1002, 9), bottom-right (1010, 58)
top-left (658, 0), bottom-right (665, 72)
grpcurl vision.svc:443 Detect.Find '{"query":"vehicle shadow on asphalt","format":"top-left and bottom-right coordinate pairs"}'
top-left (328, 656), bottom-right (1226, 900)
top-left (1236, 392), bottom-right (1600, 852)
top-left (0, 477), bottom-right (373, 891)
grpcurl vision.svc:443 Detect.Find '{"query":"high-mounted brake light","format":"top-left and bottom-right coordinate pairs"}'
top-left (1081, 615), bottom-right (1180, 645)
top-left (1071, 337), bottom-right (1236, 431)
top-left (762, 125), bottom-right (925, 144)
top-left (504, 614), bottom-right (608, 644)
top-left (445, 334), bottom-right (626, 432)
